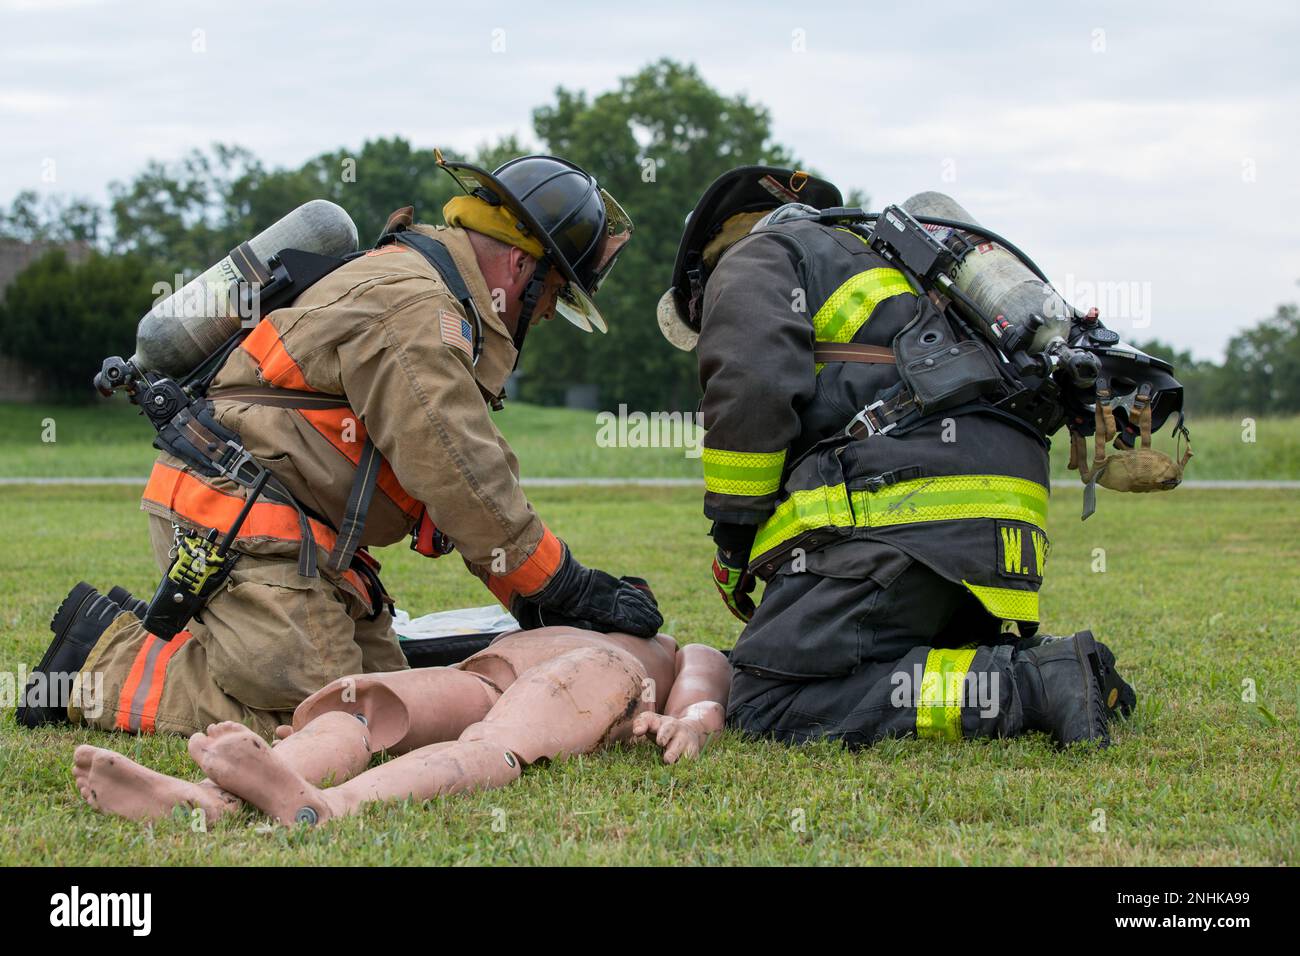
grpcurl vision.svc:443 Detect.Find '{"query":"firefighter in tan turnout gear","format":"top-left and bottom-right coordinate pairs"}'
top-left (18, 155), bottom-right (660, 738)
top-left (658, 166), bottom-right (1150, 749)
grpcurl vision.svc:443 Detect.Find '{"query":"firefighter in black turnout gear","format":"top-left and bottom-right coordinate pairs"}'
top-left (658, 167), bottom-right (1139, 748)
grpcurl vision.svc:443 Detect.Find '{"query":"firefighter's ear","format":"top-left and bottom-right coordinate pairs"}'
top-left (509, 245), bottom-right (534, 281)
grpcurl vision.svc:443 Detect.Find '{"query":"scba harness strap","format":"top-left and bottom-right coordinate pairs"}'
top-left (151, 217), bottom-right (483, 613)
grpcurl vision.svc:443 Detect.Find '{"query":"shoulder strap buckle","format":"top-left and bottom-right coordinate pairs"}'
top-left (846, 400), bottom-right (895, 439)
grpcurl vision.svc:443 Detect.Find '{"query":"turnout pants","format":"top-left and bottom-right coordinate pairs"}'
top-left (727, 541), bottom-right (1027, 747)
top-left (71, 515), bottom-right (408, 738)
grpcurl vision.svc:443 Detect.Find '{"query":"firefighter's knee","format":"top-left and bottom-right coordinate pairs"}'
top-left (199, 568), bottom-right (362, 712)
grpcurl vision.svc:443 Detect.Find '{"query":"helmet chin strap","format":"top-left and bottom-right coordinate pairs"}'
top-left (512, 257), bottom-right (551, 368)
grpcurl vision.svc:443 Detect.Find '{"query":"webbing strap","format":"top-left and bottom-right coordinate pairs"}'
top-left (228, 240), bottom-right (273, 286)
top-left (813, 342), bottom-right (896, 366)
top-left (385, 232), bottom-right (475, 306)
top-left (326, 436), bottom-right (380, 573)
top-left (207, 386), bottom-right (350, 410)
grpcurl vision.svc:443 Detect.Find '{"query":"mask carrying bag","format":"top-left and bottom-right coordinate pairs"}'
top-left (1069, 385), bottom-right (1192, 519)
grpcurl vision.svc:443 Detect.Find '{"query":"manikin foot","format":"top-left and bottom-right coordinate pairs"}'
top-left (189, 721), bottom-right (338, 826)
top-left (72, 744), bottom-right (238, 823)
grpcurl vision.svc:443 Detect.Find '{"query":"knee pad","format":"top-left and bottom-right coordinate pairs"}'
top-left (292, 675), bottom-right (410, 751)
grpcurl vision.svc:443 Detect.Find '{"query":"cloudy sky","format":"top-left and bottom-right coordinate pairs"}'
top-left (2, 0), bottom-right (1296, 359)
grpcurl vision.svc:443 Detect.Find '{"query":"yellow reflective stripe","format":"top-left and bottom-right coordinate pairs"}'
top-left (961, 581), bottom-right (1040, 623)
top-left (850, 475), bottom-right (1048, 532)
top-left (916, 647), bottom-right (977, 741)
top-left (811, 267), bottom-right (915, 373)
top-left (751, 474), bottom-right (1049, 563)
top-left (701, 447), bottom-right (786, 498)
top-left (750, 484), bottom-right (854, 558)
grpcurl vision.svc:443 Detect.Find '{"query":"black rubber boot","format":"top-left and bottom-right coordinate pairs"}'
top-left (1023, 630), bottom-right (1137, 723)
top-left (1090, 634), bottom-right (1137, 721)
top-left (1013, 630), bottom-right (1111, 748)
top-left (15, 583), bottom-right (122, 728)
top-left (106, 585), bottom-right (148, 620)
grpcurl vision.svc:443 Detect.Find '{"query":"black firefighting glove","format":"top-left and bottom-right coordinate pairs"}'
top-left (710, 521), bottom-right (758, 623)
top-left (512, 542), bottom-right (663, 638)
top-left (712, 549), bottom-right (757, 623)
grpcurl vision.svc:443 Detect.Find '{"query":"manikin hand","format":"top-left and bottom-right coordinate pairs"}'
top-left (632, 704), bottom-right (723, 764)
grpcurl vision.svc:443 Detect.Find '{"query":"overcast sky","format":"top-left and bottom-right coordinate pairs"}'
top-left (2, 0), bottom-right (1297, 359)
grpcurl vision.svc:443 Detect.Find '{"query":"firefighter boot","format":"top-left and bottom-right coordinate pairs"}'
top-left (1013, 630), bottom-right (1112, 748)
top-left (16, 583), bottom-right (122, 728)
top-left (106, 586), bottom-right (148, 620)
top-left (1091, 633), bottom-right (1138, 720)
top-left (1023, 630), bottom-right (1137, 723)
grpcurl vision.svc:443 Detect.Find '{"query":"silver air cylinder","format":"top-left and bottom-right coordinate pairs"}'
top-left (132, 199), bottom-right (359, 377)
top-left (901, 192), bottom-right (1071, 354)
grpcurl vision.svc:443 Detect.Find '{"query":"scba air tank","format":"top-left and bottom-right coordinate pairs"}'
top-left (901, 192), bottom-right (1072, 354)
top-left (132, 199), bottom-right (359, 377)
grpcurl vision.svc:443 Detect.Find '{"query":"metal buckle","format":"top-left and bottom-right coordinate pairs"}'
top-left (217, 441), bottom-right (259, 486)
top-left (845, 400), bottom-right (895, 438)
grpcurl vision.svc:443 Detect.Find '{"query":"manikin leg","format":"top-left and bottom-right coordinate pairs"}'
top-left (73, 666), bottom-right (499, 822)
top-left (194, 646), bottom-right (646, 825)
top-left (71, 712), bottom-right (370, 822)
top-left (291, 666), bottom-right (502, 752)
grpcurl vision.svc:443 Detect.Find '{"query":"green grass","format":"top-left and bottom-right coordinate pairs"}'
top-left (0, 401), bottom-right (706, 479)
top-left (2, 402), bottom-right (1298, 480)
top-left (1, 482), bottom-right (1297, 865)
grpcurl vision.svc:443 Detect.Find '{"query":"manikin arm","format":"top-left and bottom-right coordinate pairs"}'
top-left (632, 643), bottom-right (731, 763)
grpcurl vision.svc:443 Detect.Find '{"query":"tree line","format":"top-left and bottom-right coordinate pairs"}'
top-left (1, 57), bottom-right (1295, 414)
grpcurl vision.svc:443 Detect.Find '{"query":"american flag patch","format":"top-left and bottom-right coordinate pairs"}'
top-left (439, 309), bottom-right (474, 358)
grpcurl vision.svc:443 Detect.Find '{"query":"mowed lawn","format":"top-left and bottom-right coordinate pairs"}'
top-left (0, 403), bottom-right (1297, 864)
top-left (2, 401), bottom-right (1299, 481)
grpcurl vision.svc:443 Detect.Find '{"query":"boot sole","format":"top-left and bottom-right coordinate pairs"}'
top-left (1086, 633), bottom-right (1138, 720)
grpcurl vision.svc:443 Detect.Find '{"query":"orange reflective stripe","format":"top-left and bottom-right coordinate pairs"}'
top-left (237, 323), bottom-right (420, 519)
top-left (138, 630), bottom-right (193, 734)
top-left (143, 462), bottom-right (339, 552)
top-left (343, 568), bottom-right (368, 597)
top-left (114, 635), bottom-right (157, 731)
top-left (296, 406), bottom-right (420, 518)
top-left (486, 525), bottom-right (564, 606)
top-left (240, 318), bottom-right (310, 391)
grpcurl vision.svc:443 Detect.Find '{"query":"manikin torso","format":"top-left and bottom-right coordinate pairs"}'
top-left (458, 628), bottom-right (680, 718)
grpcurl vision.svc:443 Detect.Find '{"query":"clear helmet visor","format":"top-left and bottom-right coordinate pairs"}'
top-left (555, 189), bottom-right (633, 333)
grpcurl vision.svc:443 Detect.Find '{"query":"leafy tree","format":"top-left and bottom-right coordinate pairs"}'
top-left (0, 249), bottom-right (156, 398)
top-left (294, 137), bottom-right (466, 244)
top-left (107, 144), bottom-right (264, 271)
top-left (0, 190), bottom-right (103, 243)
top-left (1137, 294), bottom-right (1300, 415)
top-left (1215, 301), bottom-right (1300, 414)
top-left (105, 138), bottom-right (483, 277)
